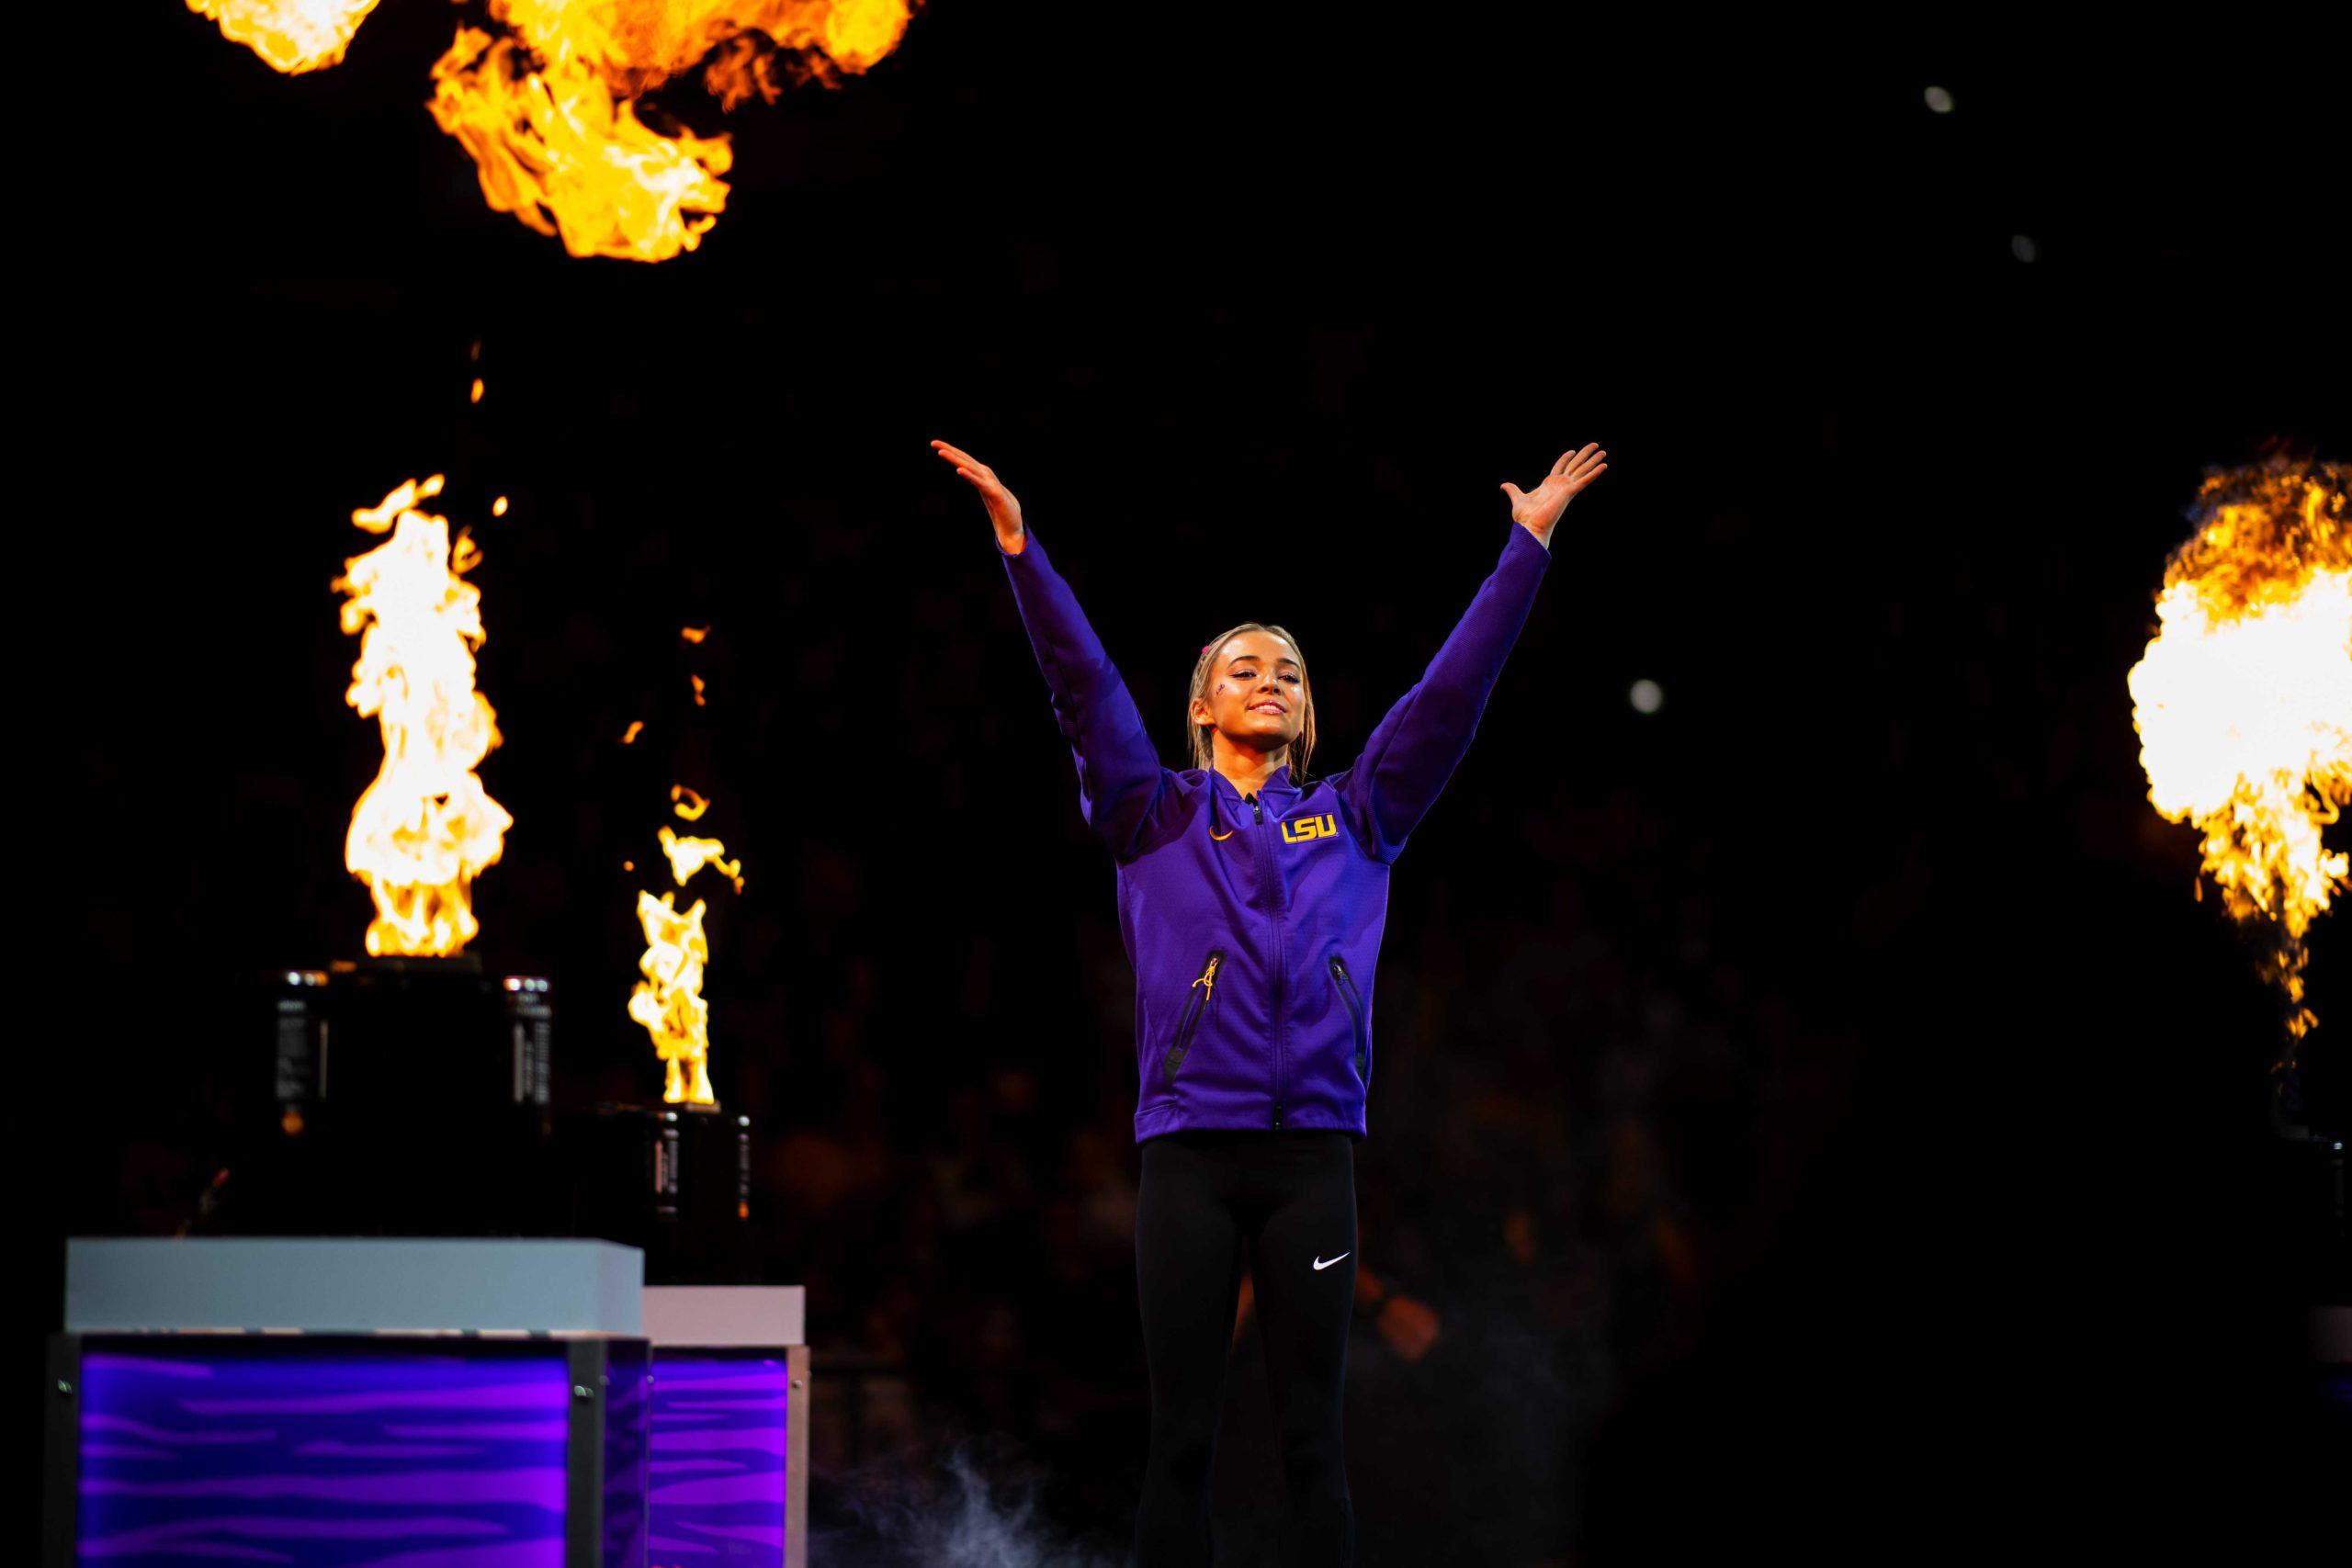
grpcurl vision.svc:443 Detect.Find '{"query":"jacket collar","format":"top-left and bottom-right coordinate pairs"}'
top-left (1208, 763), bottom-right (1295, 798)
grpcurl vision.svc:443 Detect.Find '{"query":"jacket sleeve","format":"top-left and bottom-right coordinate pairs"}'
top-left (1336, 524), bottom-right (1551, 863)
top-left (996, 527), bottom-right (1172, 860)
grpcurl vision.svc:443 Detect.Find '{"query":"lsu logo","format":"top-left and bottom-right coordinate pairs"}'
top-left (1282, 814), bottom-right (1338, 844)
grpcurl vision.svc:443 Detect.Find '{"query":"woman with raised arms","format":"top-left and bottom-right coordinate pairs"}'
top-left (932, 435), bottom-right (1608, 1567)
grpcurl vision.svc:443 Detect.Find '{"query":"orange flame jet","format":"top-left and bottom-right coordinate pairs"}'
top-left (2129, 457), bottom-right (2350, 1040)
top-left (631, 887), bottom-right (718, 1104)
top-left (194, 0), bottom-right (921, 261)
top-left (334, 476), bottom-right (513, 956)
top-left (187, 0), bottom-right (381, 73)
top-left (633, 807), bottom-right (744, 1104)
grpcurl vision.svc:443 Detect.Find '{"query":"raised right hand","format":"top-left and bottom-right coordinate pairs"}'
top-left (931, 440), bottom-right (1024, 552)
top-left (1499, 442), bottom-right (1607, 547)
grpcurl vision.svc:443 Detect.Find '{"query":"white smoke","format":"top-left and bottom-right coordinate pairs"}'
top-left (811, 1434), bottom-right (1124, 1568)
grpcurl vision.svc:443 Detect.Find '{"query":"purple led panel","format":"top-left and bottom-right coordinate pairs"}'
top-left (646, 1353), bottom-right (790, 1566)
top-left (605, 1342), bottom-right (651, 1568)
top-left (77, 1340), bottom-right (571, 1567)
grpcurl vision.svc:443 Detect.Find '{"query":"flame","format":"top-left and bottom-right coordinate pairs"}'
top-left (334, 475), bottom-right (513, 956)
top-left (681, 624), bottom-right (709, 643)
top-left (633, 817), bottom-right (744, 1105)
top-left (630, 889), bottom-right (716, 1104)
top-left (620, 719), bottom-right (645, 743)
top-left (691, 672), bottom-right (707, 705)
top-left (425, 1), bottom-right (920, 262)
top-left (659, 823), bottom-right (742, 891)
top-left (196, 0), bottom-right (918, 261)
top-left (672, 784), bottom-right (710, 819)
top-left (2128, 457), bottom-right (2350, 1038)
top-left (188, 0), bottom-right (380, 73)
top-left (427, 20), bottom-right (735, 264)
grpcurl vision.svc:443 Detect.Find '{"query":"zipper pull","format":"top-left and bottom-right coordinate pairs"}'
top-left (1247, 792), bottom-right (1261, 825)
top-left (1195, 953), bottom-right (1221, 997)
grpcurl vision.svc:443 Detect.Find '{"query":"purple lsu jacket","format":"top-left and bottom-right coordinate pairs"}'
top-left (998, 521), bottom-right (1551, 1143)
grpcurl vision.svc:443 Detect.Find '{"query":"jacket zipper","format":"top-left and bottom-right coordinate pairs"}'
top-left (1250, 790), bottom-right (1288, 1128)
top-left (1329, 953), bottom-right (1369, 1086)
top-left (1161, 948), bottom-right (1225, 1084)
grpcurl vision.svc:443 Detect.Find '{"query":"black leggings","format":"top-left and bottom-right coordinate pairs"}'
top-left (1134, 1130), bottom-right (1357, 1567)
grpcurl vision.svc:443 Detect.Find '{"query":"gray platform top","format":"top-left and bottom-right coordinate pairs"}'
top-left (642, 1285), bottom-right (806, 1348)
top-left (66, 1237), bottom-right (644, 1336)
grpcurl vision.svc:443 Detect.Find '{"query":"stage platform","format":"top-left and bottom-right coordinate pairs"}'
top-left (47, 1239), bottom-right (808, 1568)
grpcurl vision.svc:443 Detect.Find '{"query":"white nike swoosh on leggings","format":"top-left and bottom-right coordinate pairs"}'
top-left (1312, 1252), bottom-right (1350, 1270)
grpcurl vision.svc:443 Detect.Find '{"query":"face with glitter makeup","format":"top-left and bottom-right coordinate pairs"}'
top-left (1191, 630), bottom-right (1306, 761)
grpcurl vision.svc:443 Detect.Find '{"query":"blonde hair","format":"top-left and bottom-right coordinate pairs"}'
top-left (1186, 622), bottom-right (1316, 782)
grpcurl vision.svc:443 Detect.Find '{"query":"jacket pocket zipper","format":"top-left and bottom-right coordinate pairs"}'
top-left (1329, 954), bottom-right (1369, 1086)
top-left (1162, 949), bottom-right (1225, 1084)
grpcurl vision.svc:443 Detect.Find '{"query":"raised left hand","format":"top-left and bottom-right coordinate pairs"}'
top-left (1501, 443), bottom-right (1608, 545)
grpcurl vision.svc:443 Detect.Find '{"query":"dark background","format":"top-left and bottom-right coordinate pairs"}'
top-left (29, 6), bottom-right (2347, 1562)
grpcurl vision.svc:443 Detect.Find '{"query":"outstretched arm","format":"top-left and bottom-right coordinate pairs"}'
top-left (1338, 444), bottom-right (1607, 862)
top-left (934, 440), bottom-right (1170, 859)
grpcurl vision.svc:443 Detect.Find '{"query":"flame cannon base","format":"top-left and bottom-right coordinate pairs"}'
top-left (558, 1102), bottom-right (757, 1285)
top-left (207, 956), bottom-right (560, 1236)
top-left (205, 962), bottom-right (760, 1288)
